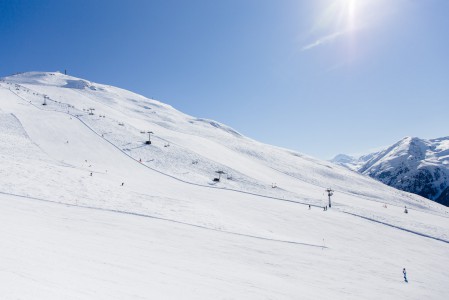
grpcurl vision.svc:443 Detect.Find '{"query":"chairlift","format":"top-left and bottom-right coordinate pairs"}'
top-left (214, 170), bottom-right (225, 182)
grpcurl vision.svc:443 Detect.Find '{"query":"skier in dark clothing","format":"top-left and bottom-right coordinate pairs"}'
top-left (403, 268), bottom-right (408, 282)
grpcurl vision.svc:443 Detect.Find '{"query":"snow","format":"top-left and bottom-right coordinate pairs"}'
top-left (332, 136), bottom-right (449, 204)
top-left (1, 71), bottom-right (449, 299)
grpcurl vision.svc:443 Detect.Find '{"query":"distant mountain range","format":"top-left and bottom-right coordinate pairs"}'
top-left (331, 137), bottom-right (449, 206)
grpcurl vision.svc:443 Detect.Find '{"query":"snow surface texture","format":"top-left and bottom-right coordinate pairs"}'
top-left (332, 137), bottom-right (449, 206)
top-left (1, 72), bottom-right (449, 299)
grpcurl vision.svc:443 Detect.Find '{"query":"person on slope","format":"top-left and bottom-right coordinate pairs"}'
top-left (403, 268), bottom-right (408, 282)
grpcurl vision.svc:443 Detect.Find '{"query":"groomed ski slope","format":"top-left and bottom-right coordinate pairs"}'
top-left (0, 72), bottom-right (448, 299)
top-left (1, 192), bottom-right (448, 300)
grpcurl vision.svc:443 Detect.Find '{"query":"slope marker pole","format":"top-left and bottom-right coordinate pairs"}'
top-left (326, 188), bottom-right (334, 208)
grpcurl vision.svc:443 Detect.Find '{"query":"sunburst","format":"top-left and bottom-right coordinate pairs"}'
top-left (302, 0), bottom-right (388, 51)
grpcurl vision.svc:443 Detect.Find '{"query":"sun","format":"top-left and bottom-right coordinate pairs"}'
top-left (347, 0), bottom-right (356, 30)
top-left (339, 0), bottom-right (389, 32)
top-left (302, 0), bottom-right (392, 52)
top-left (333, 0), bottom-right (358, 32)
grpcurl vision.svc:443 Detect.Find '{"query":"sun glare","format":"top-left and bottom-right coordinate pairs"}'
top-left (342, 0), bottom-right (389, 32)
top-left (347, 0), bottom-right (356, 31)
top-left (319, 0), bottom-right (385, 32)
top-left (333, 0), bottom-right (359, 32)
top-left (302, 0), bottom-right (394, 52)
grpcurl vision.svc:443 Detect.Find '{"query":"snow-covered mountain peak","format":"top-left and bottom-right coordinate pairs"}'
top-left (3, 71), bottom-right (176, 113)
top-left (332, 136), bottom-right (449, 206)
top-left (3, 71), bottom-right (81, 87)
top-left (331, 154), bottom-right (355, 164)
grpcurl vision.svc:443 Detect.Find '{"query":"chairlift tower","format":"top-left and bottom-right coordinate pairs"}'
top-left (214, 170), bottom-right (226, 182)
top-left (145, 131), bottom-right (153, 144)
top-left (326, 188), bottom-right (334, 208)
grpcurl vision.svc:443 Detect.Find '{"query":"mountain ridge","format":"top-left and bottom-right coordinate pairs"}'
top-left (332, 136), bottom-right (449, 206)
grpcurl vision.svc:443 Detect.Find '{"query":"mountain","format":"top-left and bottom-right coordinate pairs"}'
top-left (332, 137), bottom-right (449, 206)
top-left (1, 72), bottom-right (449, 299)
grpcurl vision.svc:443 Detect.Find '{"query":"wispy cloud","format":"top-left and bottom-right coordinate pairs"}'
top-left (301, 31), bottom-right (346, 51)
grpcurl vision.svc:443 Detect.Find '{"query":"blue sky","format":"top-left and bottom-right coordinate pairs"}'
top-left (1, 0), bottom-right (448, 159)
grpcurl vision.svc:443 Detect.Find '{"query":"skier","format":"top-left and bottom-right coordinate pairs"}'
top-left (308, 205), bottom-right (311, 210)
top-left (404, 206), bottom-right (408, 214)
top-left (90, 172), bottom-right (92, 176)
top-left (403, 268), bottom-right (408, 282)
top-left (121, 182), bottom-right (124, 186)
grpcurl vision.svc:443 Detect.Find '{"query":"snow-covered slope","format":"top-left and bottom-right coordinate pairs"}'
top-left (1, 72), bottom-right (449, 299)
top-left (332, 137), bottom-right (449, 206)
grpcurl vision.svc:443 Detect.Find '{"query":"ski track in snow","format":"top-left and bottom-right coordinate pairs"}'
top-left (0, 190), bottom-right (326, 248)
top-left (340, 211), bottom-right (449, 244)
